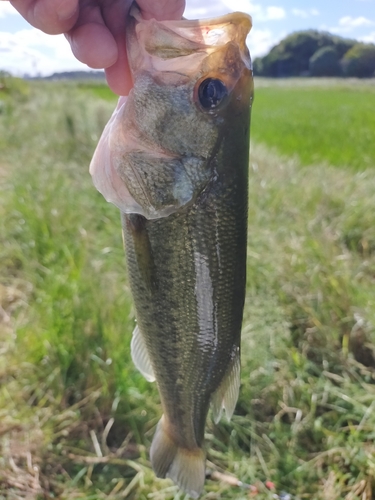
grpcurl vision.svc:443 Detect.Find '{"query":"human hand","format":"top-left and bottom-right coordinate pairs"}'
top-left (9, 0), bottom-right (185, 95)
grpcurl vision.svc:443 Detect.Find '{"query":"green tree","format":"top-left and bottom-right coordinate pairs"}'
top-left (253, 30), bottom-right (356, 77)
top-left (342, 43), bottom-right (375, 77)
top-left (309, 46), bottom-right (342, 76)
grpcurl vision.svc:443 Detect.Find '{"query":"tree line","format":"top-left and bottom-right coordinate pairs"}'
top-left (253, 31), bottom-right (375, 78)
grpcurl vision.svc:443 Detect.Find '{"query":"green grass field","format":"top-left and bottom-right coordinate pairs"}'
top-left (251, 78), bottom-right (375, 171)
top-left (1, 76), bottom-right (375, 500)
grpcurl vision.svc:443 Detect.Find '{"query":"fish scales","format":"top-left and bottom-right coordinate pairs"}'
top-left (90, 4), bottom-right (253, 497)
top-left (122, 138), bottom-right (249, 446)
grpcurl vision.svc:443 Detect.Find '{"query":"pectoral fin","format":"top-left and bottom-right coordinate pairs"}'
top-left (211, 348), bottom-right (240, 423)
top-left (122, 213), bottom-right (156, 293)
top-left (131, 325), bottom-right (155, 382)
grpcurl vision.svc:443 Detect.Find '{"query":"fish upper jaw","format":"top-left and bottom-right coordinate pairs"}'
top-left (127, 4), bottom-right (252, 84)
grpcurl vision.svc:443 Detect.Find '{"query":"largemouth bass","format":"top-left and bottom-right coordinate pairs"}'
top-left (90, 4), bottom-right (253, 497)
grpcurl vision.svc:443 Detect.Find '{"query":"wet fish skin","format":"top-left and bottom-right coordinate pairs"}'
top-left (122, 100), bottom-right (249, 432)
top-left (90, 6), bottom-right (253, 498)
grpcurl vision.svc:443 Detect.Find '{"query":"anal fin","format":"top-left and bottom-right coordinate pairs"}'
top-left (131, 325), bottom-right (156, 382)
top-left (211, 348), bottom-right (240, 424)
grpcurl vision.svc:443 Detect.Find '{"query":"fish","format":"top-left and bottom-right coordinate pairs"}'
top-left (90, 4), bottom-right (253, 498)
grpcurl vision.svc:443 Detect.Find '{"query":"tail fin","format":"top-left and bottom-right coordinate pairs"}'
top-left (150, 415), bottom-right (206, 499)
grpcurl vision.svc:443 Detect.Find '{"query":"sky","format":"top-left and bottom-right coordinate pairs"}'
top-left (0, 0), bottom-right (374, 77)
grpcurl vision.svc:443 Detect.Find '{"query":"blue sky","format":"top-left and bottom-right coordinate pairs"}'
top-left (0, 0), bottom-right (374, 76)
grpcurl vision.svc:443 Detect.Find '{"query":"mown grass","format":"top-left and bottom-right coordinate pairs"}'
top-left (251, 78), bottom-right (375, 171)
top-left (1, 77), bottom-right (375, 500)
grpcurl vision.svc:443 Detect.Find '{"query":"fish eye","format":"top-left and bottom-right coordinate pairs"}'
top-left (198, 78), bottom-right (228, 110)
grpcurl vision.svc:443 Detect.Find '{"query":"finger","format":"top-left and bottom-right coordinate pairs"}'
top-left (10, 0), bottom-right (79, 34)
top-left (66, 23), bottom-right (118, 69)
top-left (102, 0), bottom-right (185, 95)
top-left (100, 0), bottom-right (133, 95)
top-left (105, 34), bottom-right (133, 96)
top-left (66, 2), bottom-right (118, 69)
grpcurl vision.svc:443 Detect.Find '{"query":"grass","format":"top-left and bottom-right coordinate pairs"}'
top-left (1, 76), bottom-right (375, 499)
top-left (251, 78), bottom-right (375, 171)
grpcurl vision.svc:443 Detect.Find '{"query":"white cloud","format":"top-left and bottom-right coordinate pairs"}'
top-left (0, 2), bottom-right (18, 18)
top-left (0, 28), bottom-right (88, 76)
top-left (221, 0), bottom-right (286, 21)
top-left (185, 0), bottom-right (284, 21)
top-left (221, 0), bottom-right (257, 13)
top-left (359, 31), bottom-right (375, 43)
top-left (292, 9), bottom-right (308, 18)
top-left (184, 6), bottom-right (213, 18)
top-left (339, 16), bottom-right (374, 27)
top-left (247, 28), bottom-right (283, 58)
top-left (291, 8), bottom-right (319, 19)
top-left (184, 0), bottom-right (228, 19)
top-left (265, 7), bottom-right (285, 20)
top-left (329, 16), bottom-right (375, 35)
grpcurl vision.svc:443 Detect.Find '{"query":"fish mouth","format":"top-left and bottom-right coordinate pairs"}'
top-left (127, 5), bottom-right (252, 85)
